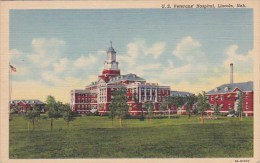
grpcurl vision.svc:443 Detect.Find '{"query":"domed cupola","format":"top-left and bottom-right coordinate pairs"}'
top-left (100, 41), bottom-right (121, 78)
top-left (107, 42), bottom-right (116, 53)
top-left (103, 41), bottom-right (119, 71)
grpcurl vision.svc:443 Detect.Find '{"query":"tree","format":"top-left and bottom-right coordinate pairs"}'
top-left (9, 105), bottom-right (19, 121)
top-left (109, 99), bottom-right (117, 126)
top-left (63, 103), bottom-right (75, 127)
top-left (237, 90), bottom-right (244, 120)
top-left (186, 94), bottom-right (197, 119)
top-left (46, 95), bottom-right (62, 131)
top-left (160, 96), bottom-right (169, 119)
top-left (197, 91), bottom-right (210, 125)
top-left (109, 87), bottom-right (129, 127)
top-left (24, 106), bottom-right (41, 130)
top-left (212, 102), bottom-right (221, 118)
top-left (168, 96), bottom-right (185, 118)
top-left (143, 100), bottom-right (154, 122)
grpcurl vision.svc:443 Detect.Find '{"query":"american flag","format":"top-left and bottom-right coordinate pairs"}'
top-left (9, 65), bottom-right (16, 72)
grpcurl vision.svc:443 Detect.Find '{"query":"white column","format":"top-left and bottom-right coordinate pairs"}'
top-left (144, 87), bottom-right (147, 101)
top-left (139, 87), bottom-right (141, 102)
top-left (155, 88), bottom-right (158, 102)
top-left (150, 87), bottom-right (152, 101)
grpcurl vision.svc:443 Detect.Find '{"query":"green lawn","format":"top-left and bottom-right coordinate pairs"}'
top-left (9, 115), bottom-right (253, 158)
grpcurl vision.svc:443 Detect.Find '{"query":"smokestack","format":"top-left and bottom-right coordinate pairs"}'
top-left (230, 63), bottom-right (233, 84)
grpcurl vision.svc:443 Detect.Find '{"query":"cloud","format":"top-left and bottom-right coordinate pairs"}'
top-left (28, 38), bottom-right (65, 68)
top-left (10, 49), bottom-right (22, 56)
top-left (172, 36), bottom-right (204, 62)
top-left (53, 58), bottom-right (70, 73)
top-left (224, 44), bottom-right (253, 70)
top-left (155, 36), bottom-right (208, 85)
top-left (221, 44), bottom-right (253, 83)
top-left (74, 54), bottom-right (98, 69)
top-left (117, 39), bottom-right (167, 79)
top-left (145, 42), bottom-right (166, 59)
top-left (118, 39), bottom-right (166, 66)
top-left (10, 37), bottom-right (253, 103)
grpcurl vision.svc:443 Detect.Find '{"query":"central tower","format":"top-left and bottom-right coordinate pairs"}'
top-left (101, 41), bottom-right (120, 77)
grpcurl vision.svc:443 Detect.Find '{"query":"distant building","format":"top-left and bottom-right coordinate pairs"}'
top-left (171, 91), bottom-right (196, 115)
top-left (70, 43), bottom-right (171, 115)
top-left (206, 64), bottom-right (254, 116)
top-left (10, 99), bottom-right (46, 113)
top-left (171, 91), bottom-right (194, 97)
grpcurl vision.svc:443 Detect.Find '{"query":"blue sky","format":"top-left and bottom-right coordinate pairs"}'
top-left (9, 9), bottom-right (253, 103)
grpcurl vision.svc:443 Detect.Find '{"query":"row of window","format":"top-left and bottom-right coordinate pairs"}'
top-left (210, 103), bottom-right (250, 110)
top-left (209, 94), bottom-right (249, 101)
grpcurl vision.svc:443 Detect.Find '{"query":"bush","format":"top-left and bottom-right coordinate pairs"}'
top-left (228, 109), bottom-right (235, 114)
top-left (219, 112), bottom-right (229, 116)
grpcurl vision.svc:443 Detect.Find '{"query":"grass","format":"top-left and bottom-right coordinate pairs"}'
top-left (9, 115), bottom-right (253, 158)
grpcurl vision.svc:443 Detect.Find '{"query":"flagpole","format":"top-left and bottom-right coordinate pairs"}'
top-left (10, 65), bottom-right (12, 105)
top-left (9, 62), bottom-right (11, 108)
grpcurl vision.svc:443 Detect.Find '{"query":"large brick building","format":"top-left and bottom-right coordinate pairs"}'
top-left (70, 43), bottom-right (171, 115)
top-left (206, 64), bottom-right (254, 116)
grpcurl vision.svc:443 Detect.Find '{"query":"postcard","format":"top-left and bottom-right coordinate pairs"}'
top-left (0, 1), bottom-right (259, 163)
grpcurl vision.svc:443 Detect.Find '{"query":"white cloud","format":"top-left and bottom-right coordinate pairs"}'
top-left (53, 58), bottom-right (70, 73)
top-left (224, 44), bottom-right (253, 67)
top-left (10, 49), bottom-right (22, 56)
top-left (172, 36), bottom-right (204, 62)
top-left (118, 39), bottom-right (166, 66)
top-left (74, 54), bottom-right (98, 69)
top-left (41, 71), bottom-right (63, 84)
top-left (11, 37), bottom-right (253, 103)
top-left (154, 36), bottom-right (208, 85)
top-left (145, 42), bottom-right (166, 59)
top-left (28, 38), bottom-right (65, 68)
top-left (167, 60), bottom-right (175, 69)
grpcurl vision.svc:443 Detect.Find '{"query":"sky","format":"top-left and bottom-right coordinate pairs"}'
top-left (9, 9), bottom-right (254, 103)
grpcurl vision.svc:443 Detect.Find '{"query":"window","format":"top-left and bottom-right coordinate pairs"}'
top-left (221, 95), bottom-right (224, 101)
top-left (215, 87), bottom-right (219, 92)
top-left (246, 104), bottom-right (249, 110)
top-left (211, 96), bottom-right (214, 101)
top-left (224, 87), bottom-right (229, 92)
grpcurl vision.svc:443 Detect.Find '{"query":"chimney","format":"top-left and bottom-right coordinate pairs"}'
top-left (230, 63), bottom-right (233, 84)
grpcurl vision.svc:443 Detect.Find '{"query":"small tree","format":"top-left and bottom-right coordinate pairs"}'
top-left (237, 90), bottom-right (244, 120)
top-left (197, 91), bottom-right (210, 125)
top-left (186, 94), bottom-right (197, 119)
top-left (63, 103), bottom-right (75, 127)
top-left (109, 100), bottom-right (117, 126)
top-left (46, 95), bottom-right (62, 131)
top-left (143, 100), bottom-right (154, 122)
top-left (213, 102), bottom-right (221, 118)
top-left (9, 106), bottom-right (18, 121)
top-left (24, 106), bottom-right (41, 130)
top-left (160, 96), bottom-right (170, 119)
top-left (110, 87), bottom-right (129, 128)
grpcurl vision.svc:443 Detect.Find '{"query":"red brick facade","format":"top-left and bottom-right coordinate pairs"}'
top-left (206, 83), bottom-right (254, 116)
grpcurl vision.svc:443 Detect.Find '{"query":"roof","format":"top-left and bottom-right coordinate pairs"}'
top-left (72, 90), bottom-right (90, 94)
top-left (108, 73), bottom-right (146, 83)
top-left (107, 46), bottom-right (116, 53)
top-left (11, 99), bottom-right (45, 105)
top-left (171, 91), bottom-right (194, 97)
top-left (206, 81), bottom-right (253, 95)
